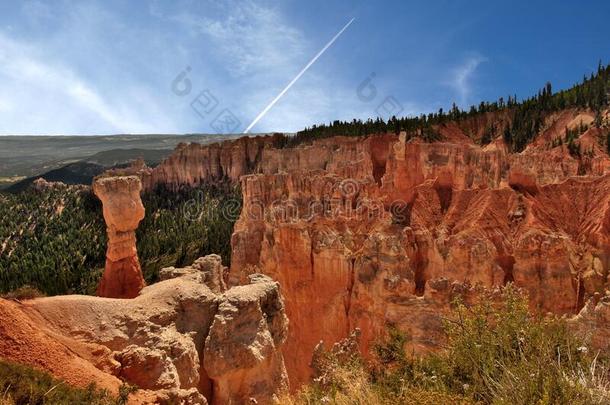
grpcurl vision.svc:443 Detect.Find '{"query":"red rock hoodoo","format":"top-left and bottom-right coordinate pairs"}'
top-left (93, 175), bottom-right (146, 298)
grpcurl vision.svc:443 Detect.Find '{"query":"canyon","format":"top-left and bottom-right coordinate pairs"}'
top-left (1, 107), bottom-right (609, 403)
top-left (143, 108), bottom-right (610, 385)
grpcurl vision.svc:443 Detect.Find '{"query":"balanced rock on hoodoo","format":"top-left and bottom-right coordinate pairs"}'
top-left (93, 175), bottom-right (146, 298)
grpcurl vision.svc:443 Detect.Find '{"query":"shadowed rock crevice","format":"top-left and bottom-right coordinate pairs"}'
top-left (497, 255), bottom-right (516, 285)
top-left (368, 134), bottom-right (394, 187)
top-left (390, 200), bottom-right (412, 226)
top-left (508, 169), bottom-right (539, 196)
top-left (576, 275), bottom-right (586, 313)
top-left (345, 258), bottom-right (356, 317)
top-left (433, 172), bottom-right (454, 213)
top-left (412, 250), bottom-right (427, 297)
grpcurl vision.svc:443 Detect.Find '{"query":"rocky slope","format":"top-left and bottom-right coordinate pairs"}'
top-left (0, 254), bottom-right (288, 404)
top-left (134, 109), bottom-right (610, 385)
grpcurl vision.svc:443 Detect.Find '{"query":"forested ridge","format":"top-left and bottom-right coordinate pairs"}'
top-left (0, 183), bottom-right (240, 296)
top-left (279, 62), bottom-right (610, 151)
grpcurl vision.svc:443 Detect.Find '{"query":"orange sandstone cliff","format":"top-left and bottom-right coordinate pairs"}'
top-left (137, 108), bottom-right (610, 385)
top-left (140, 135), bottom-right (279, 192)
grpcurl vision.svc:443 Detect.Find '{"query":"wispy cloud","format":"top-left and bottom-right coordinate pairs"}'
top-left (153, 0), bottom-right (368, 133)
top-left (168, 0), bottom-right (305, 77)
top-left (0, 33), bottom-right (177, 134)
top-left (244, 18), bottom-right (355, 133)
top-left (0, 33), bottom-right (180, 134)
top-left (0, 0), bottom-right (432, 135)
top-left (0, 0), bottom-right (193, 136)
top-left (448, 54), bottom-right (488, 107)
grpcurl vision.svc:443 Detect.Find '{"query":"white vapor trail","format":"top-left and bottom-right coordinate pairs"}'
top-left (243, 17), bottom-right (355, 133)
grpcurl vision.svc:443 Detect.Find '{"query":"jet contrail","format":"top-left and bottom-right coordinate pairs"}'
top-left (243, 17), bottom-right (355, 134)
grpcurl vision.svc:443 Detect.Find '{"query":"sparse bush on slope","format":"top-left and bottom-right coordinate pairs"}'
top-left (284, 286), bottom-right (610, 405)
top-left (1, 285), bottom-right (45, 301)
top-left (0, 360), bottom-right (134, 405)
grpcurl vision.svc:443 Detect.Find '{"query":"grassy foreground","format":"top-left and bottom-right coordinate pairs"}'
top-left (282, 287), bottom-right (610, 405)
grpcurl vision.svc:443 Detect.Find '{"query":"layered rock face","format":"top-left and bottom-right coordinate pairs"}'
top-left (0, 255), bottom-right (288, 404)
top-left (204, 273), bottom-right (289, 404)
top-left (138, 133), bottom-right (391, 192)
top-left (140, 135), bottom-right (278, 192)
top-left (99, 108), bottom-right (610, 387)
top-left (93, 175), bottom-right (146, 298)
top-left (227, 110), bottom-right (610, 384)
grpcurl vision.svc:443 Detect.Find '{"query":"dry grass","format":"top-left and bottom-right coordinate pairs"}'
top-left (278, 364), bottom-right (383, 405)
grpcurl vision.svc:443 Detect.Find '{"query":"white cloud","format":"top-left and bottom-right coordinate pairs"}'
top-left (0, 0), bottom-right (421, 135)
top-left (448, 54), bottom-right (487, 107)
top-left (154, 0), bottom-right (364, 132)
top-left (170, 0), bottom-right (305, 77)
top-left (0, 31), bottom-right (179, 135)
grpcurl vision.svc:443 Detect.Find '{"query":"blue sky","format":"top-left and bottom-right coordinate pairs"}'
top-left (0, 0), bottom-right (608, 135)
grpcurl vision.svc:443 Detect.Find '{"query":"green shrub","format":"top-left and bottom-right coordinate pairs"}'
top-left (0, 360), bottom-right (132, 404)
top-left (430, 286), bottom-right (609, 404)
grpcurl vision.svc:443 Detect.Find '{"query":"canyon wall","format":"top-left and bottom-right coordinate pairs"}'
top-left (227, 110), bottom-right (610, 384)
top-left (0, 255), bottom-right (288, 404)
top-left (118, 108), bottom-right (610, 386)
top-left (140, 135), bottom-right (278, 192)
top-left (93, 175), bottom-right (146, 298)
